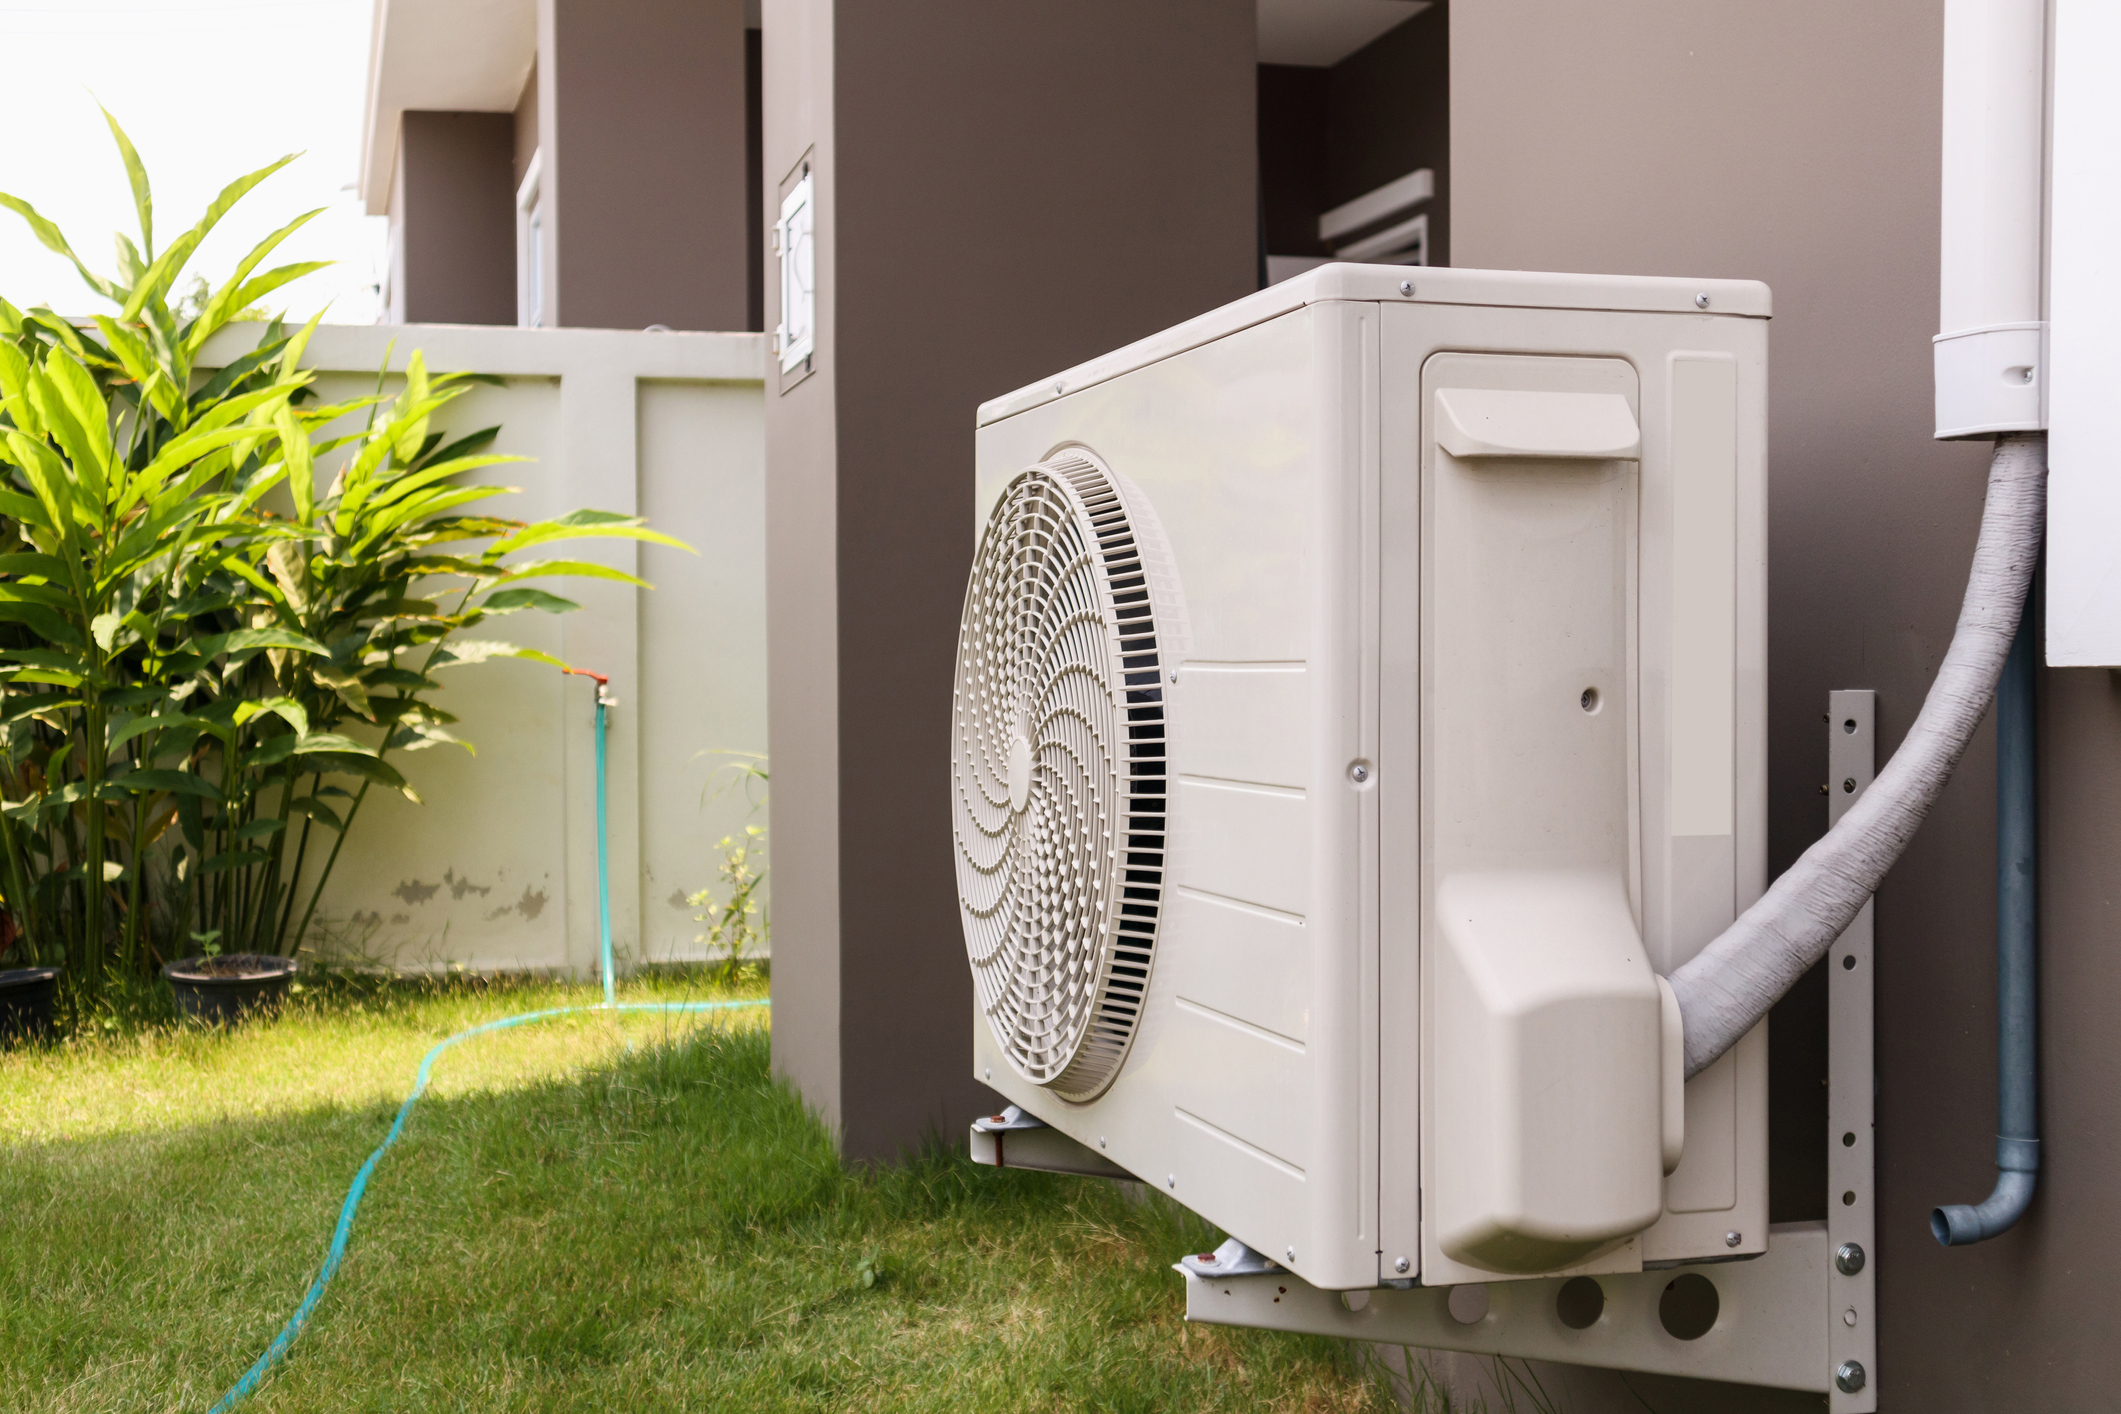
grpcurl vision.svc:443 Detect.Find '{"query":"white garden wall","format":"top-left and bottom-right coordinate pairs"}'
top-left (199, 323), bottom-right (769, 975)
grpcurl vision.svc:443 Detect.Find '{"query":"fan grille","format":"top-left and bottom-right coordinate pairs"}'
top-left (952, 453), bottom-right (1168, 1103)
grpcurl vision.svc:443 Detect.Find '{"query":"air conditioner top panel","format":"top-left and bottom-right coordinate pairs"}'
top-left (974, 264), bottom-right (1773, 428)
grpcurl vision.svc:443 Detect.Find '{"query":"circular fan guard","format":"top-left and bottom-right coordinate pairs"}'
top-left (952, 452), bottom-right (1169, 1103)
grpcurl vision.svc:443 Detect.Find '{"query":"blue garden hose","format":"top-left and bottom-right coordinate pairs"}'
top-left (206, 672), bottom-right (766, 1412)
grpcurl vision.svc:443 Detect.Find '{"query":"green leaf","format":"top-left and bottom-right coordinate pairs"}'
top-left (308, 750), bottom-right (418, 802)
top-left (0, 192), bottom-right (121, 302)
top-left (233, 817), bottom-right (285, 842)
top-left (90, 612), bottom-right (121, 651)
top-left (291, 732), bottom-right (378, 758)
top-left (194, 627), bottom-right (329, 659)
top-left (108, 713), bottom-right (209, 751)
top-left (201, 849), bottom-right (269, 874)
top-left (124, 770), bottom-right (221, 800)
top-left (479, 587), bottom-right (581, 615)
top-left (288, 796), bottom-right (345, 831)
top-left (429, 640), bottom-right (569, 671)
top-left (235, 696), bottom-right (309, 738)
top-left (99, 103), bottom-right (154, 259)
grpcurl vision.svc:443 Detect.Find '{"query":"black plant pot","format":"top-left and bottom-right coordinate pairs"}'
top-left (0, 967), bottom-right (58, 1043)
top-left (163, 954), bottom-right (297, 1024)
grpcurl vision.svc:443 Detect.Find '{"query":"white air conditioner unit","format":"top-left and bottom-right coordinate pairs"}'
top-left (954, 265), bottom-right (1769, 1292)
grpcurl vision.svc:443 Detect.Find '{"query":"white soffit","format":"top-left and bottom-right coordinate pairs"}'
top-left (359, 0), bottom-right (537, 214)
top-left (1257, 0), bottom-right (1429, 67)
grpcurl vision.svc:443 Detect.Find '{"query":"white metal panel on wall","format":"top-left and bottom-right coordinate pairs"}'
top-left (2044, 0), bottom-right (2121, 665)
top-left (197, 324), bottom-right (769, 973)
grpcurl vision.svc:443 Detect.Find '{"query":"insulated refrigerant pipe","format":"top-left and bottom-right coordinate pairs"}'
top-left (1931, 591), bottom-right (2040, 1244)
top-left (1668, 433), bottom-right (2046, 1078)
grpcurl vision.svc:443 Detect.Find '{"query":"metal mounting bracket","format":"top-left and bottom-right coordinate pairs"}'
top-left (969, 1105), bottom-right (1136, 1179)
top-left (1179, 691), bottom-right (1879, 1405)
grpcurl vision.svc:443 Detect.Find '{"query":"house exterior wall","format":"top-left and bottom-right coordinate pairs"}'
top-left (537, 0), bottom-right (751, 332)
top-left (393, 111), bottom-right (518, 326)
top-left (762, 0), bottom-right (1259, 1159)
top-left (1452, 2), bottom-right (2112, 1408)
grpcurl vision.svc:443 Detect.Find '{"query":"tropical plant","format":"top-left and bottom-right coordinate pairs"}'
top-left (0, 110), bottom-right (687, 996)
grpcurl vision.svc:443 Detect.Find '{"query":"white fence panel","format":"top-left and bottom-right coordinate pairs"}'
top-left (200, 324), bottom-right (768, 975)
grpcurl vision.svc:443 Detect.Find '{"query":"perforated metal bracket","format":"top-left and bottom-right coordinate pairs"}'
top-left (1825, 690), bottom-right (1879, 1410)
top-left (1177, 693), bottom-right (1880, 1404)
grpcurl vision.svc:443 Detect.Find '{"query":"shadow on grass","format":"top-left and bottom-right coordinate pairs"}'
top-left (0, 1024), bottom-right (1383, 1413)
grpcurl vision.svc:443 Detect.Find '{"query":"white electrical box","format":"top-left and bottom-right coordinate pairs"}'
top-left (954, 265), bottom-right (1769, 1291)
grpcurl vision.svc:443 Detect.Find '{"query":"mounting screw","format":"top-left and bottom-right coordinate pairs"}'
top-left (1053, 381), bottom-right (1064, 395)
top-left (1167, 1174), bottom-right (1176, 1189)
top-left (984, 1067), bottom-right (991, 1080)
top-left (1285, 1246), bottom-right (1296, 1263)
top-left (1836, 1360), bottom-right (1867, 1394)
top-left (1393, 1256), bottom-right (1411, 1274)
top-left (1843, 777), bottom-right (1857, 793)
top-left (1835, 1241), bottom-right (1866, 1275)
top-left (1694, 292), bottom-right (1711, 309)
top-left (1168, 669), bottom-right (1179, 683)
top-left (1725, 1230), bottom-right (1742, 1248)
top-left (1099, 1136), bottom-right (1107, 1149)
top-left (1348, 761), bottom-right (1372, 785)
top-left (1399, 280), bottom-right (1414, 295)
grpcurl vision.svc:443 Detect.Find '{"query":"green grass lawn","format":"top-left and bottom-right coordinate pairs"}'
top-left (0, 973), bottom-right (1386, 1412)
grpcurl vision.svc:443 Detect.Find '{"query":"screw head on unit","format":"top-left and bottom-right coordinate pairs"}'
top-left (1285, 1246), bottom-right (1296, 1262)
top-left (1835, 1242), bottom-right (1866, 1275)
top-left (1399, 280), bottom-right (1414, 295)
top-left (1695, 292), bottom-right (1711, 309)
top-left (1167, 1174), bottom-right (1176, 1189)
top-left (1394, 1257), bottom-right (1411, 1274)
top-left (1168, 669), bottom-right (1179, 683)
top-left (1349, 761), bottom-right (1372, 784)
top-left (1725, 1230), bottom-right (1742, 1248)
top-left (984, 1067), bottom-right (992, 1080)
top-left (1836, 1360), bottom-right (1867, 1394)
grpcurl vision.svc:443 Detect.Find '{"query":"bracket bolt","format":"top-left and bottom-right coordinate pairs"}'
top-left (1835, 1241), bottom-right (1866, 1275)
top-left (1694, 292), bottom-right (1711, 309)
top-left (1836, 1360), bottom-right (1867, 1394)
top-left (1393, 1256), bottom-right (1410, 1274)
top-left (1349, 761), bottom-right (1372, 785)
top-left (1725, 1230), bottom-right (1742, 1248)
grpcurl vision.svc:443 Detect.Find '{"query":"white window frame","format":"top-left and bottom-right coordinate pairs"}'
top-left (775, 171), bottom-right (815, 373)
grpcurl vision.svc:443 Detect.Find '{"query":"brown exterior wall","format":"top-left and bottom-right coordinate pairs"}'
top-left (393, 111), bottom-right (517, 326)
top-left (1454, 2), bottom-right (2117, 1408)
top-left (763, 0), bottom-right (1259, 1161)
top-left (539, 0), bottom-right (750, 331)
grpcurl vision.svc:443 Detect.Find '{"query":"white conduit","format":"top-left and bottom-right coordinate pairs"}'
top-left (1669, 434), bottom-right (2047, 1078)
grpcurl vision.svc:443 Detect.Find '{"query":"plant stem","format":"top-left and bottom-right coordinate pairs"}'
top-left (82, 697), bottom-right (106, 996)
top-left (288, 778), bottom-right (369, 958)
top-left (273, 775), bottom-right (318, 954)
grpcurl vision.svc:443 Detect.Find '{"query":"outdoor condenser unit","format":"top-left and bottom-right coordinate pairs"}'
top-left (955, 265), bottom-right (1768, 1292)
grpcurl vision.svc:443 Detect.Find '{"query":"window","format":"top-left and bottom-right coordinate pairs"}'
top-left (775, 170), bottom-right (814, 373)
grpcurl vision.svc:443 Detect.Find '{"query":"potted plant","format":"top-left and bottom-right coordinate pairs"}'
top-left (162, 932), bottom-right (294, 1023)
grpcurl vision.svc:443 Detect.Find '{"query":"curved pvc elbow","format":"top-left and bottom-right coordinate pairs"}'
top-left (1932, 1162), bottom-right (2037, 1246)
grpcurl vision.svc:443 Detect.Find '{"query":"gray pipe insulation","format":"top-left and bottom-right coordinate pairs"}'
top-left (1668, 433), bottom-right (2047, 1081)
